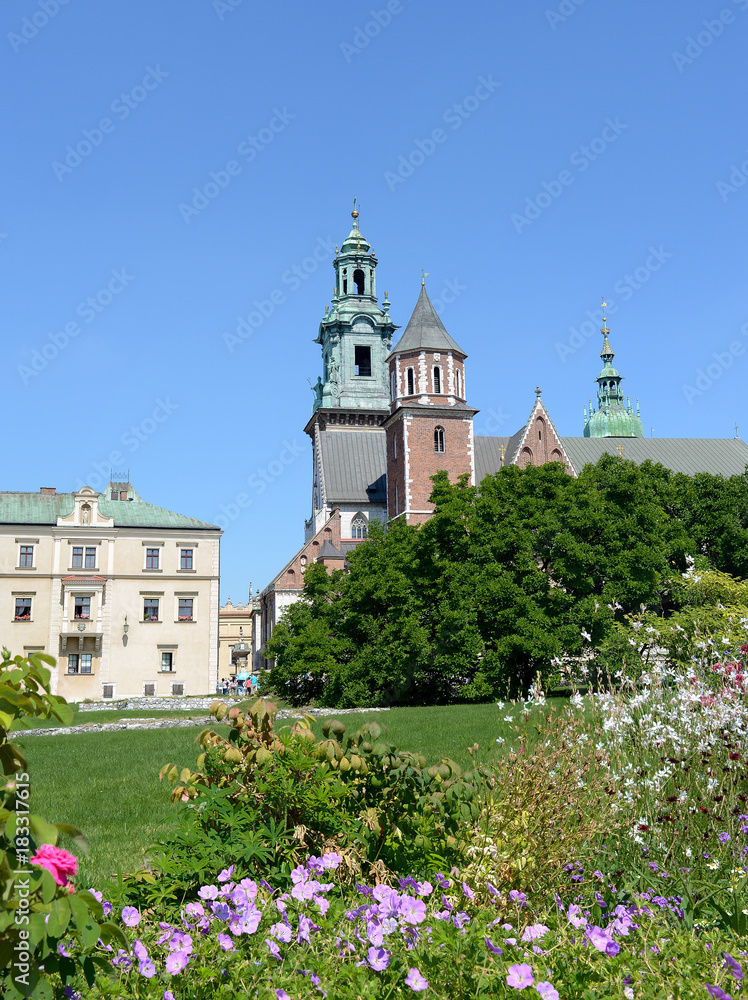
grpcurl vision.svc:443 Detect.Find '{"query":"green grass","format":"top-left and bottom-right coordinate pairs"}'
top-left (15, 707), bottom-right (216, 730)
top-left (19, 699), bottom-right (559, 891)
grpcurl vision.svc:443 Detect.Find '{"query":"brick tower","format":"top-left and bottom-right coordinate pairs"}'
top-left (384, 281), bottom-right (477, 525)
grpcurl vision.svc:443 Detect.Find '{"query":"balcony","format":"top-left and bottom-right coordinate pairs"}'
top-left (60, 619), bottom-right (102, 653)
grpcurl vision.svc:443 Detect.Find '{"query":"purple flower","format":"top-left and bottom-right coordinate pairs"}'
top-left (133, 940), bottom-right (148, 962)
top-left (218, 865), bottom-right (235, 882)
top-left (198, 884), bottom-right (218, 900)
top-left (484, 936), bottom-right (503, 955)
top-left (211, 901), bottom-right (231, 921)
top-left (487, 882), bottom-right (500, 896)
top-left (165, 951), bottom-right (190, 975)
top-left (400, 895), bottom-right (427, 925)
top-left (506, 963), bottom-right (534, 988)
top-left (291, 864), bottom-right (308, 884)
top-left (706, 987), bottom-right (733, 1000)
top-left (217, 933), bottom-right (234, 951)
top-left (121, 906), bottom-right (140, 927)
top-left (723, 953), bottom-right (745, 980)
top-left (719, 832), bottom-right (731, 845)
top-left (367, 946), bottom-right (390, 971)
top-left (510, 890), bottom-right (527, 907)
top-left (139, 959), bottom-right (156, 979)
top-left (63, 988), bottom-right (81, 1000)
top-left (415, 880), bottom-right (433, 896)
top-left (265, 938), bottom-right (281, 959)
top-left (521, 924), bottom-right (550, 942)
top-left (405, 968), bottom-right (429, 992)
top-left (164, 993), bottom-right (175, 1000)
top-left (586, 925), bottom-right (620, 956)
top-left (271, 921), bottom-right (292, 943)
top-left (182, 902), bottom-right (205, 922)
top-left (567, 904), bottom-right (586, 929)
top-left (322, 852), bottom-right (342, 869)
top-left (462, 881), bottom-right (475, 899)
top-left (276, 991), bottom-right (291, 1000)
top-left (536, 983), bottom-right (560, 1000)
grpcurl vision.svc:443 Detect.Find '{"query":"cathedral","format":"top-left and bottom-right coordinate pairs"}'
top-left (252, 209), bottom-right (748, 668)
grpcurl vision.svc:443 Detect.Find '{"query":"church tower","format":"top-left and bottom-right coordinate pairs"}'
top-left (304, 207), bottom-right (397, 541)
top-left (583, 303), bottom-right (643, 438)
top-left (384, 281), bottom-right (477, 525)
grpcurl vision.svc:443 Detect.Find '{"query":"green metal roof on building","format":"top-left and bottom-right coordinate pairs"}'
top-left (0, 485), bottom-right (219, 530)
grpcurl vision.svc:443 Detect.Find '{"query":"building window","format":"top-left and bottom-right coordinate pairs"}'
top-left (144, 598), bottom-right (159, 621)
top-left (71, 546), bottom-right (97, 569)
top-left (354, 345), bottom-right (371, 377)
top-left (456, 369), bottom-right (462, 397)
top-left (434, 426), bottom-right (445, 453)
top-left (14, 598), bottom-right (31, 621)
top-left (407, 368), bottom-right (414, 396)
top-left (171, 683), bottom-right (184, 696)
top-left (353, 268), bottom-right (365, 294)
top-left (394, 432), bottom-right (397, 460)
top-left (144, 683), bottom-right (156, 696)
top-left (351, 515), bottom-right (367, 539)
top-left (178, 598), bottom-right (193, 621)
top-left (19, 546), bottom-right (33, 568)
top-left (102, 684), bottom-right (114, 699)
top-left (161, 652), bottom-right (174, 672)
top-left (74, 596), bottom-right (91, 620)
top-left (180, 548), bottom-right (193, 570)
top-left (433, 366), bottom-right (442, 394)
top-left (67, 653), bottom-right (91, 674)
top-left (146, 548), bottom-right (160, 570)
top-left (390, 370), bottom-right (395, 399)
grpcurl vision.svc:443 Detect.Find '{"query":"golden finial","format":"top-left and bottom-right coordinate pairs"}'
top-left (601, 295), bottom-right (610, 335)
top-left (616, 443), bottom-right (624, 458)
top-left (421, 269), bottom-right (429, 286)
top-left (499, 443), bottom-right (506, 465)
top-left (352, 197), bottom-right (359, 222)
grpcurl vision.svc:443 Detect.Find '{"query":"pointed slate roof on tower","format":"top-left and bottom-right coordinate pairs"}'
top-left (388, 284), bottom-right (465, 358)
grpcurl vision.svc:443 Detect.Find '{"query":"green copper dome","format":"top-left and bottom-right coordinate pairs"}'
top-left (583, 313), bottom-right (643, 439)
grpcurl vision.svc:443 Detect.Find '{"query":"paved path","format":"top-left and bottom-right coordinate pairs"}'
top-left (18, 705), bottom-right (390, 738)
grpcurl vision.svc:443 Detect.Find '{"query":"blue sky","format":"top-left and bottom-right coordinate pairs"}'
top-left (2, 0), bottom-right (747, 600)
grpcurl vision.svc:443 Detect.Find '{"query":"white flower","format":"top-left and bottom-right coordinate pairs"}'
top-left (495, 737), bottom-right (505, 745)
top-left (504, 716), bottom-right (513, 723)
top-left (497, 701), bottom-right (505, 710)
top-left (581, 630), bottom-right (592, 642)
top-left (570, 692), bottom-right (584, 710)
top-left (624, 988), bottom-right (634, 1000)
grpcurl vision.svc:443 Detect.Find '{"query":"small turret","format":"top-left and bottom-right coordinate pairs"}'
top-left (583, 298), bottom-right (644, 438)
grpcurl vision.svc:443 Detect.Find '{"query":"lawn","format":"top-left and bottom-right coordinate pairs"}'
top-left (21, 699), bottom-right (533, 889)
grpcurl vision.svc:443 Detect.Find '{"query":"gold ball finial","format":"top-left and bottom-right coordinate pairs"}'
top-left (352, 196), bottom-right (359, 221)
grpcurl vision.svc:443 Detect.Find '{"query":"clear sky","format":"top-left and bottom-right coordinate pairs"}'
top-left (2, 0), bottom-right (747, 601)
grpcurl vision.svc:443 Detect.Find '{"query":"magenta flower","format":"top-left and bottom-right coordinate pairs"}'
top-left (521, 923), bottom-right (550, 942)
top-left (506, 963), bottom-right (534, 989)
top-left (121, 906), bottom-right (141, 927)
top-left (30, 845), bottom-right (78, 887)
top-left (217, 933), bottom-right (234, 951)
top-left (536, 983), bottom-right (560, 1000)
top-left (405, 968), bottom-right (429, 992)
top-left (367, 946), bottom-right (390, 971)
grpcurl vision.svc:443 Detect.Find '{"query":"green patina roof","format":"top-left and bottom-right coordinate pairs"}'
top-left (0, 486), bottom-right (219, 530)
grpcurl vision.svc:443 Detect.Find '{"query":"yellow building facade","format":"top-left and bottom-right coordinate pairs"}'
top-left (1, 482), bottom-right (221, 700)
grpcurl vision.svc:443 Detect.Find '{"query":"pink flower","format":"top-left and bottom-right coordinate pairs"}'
top-left (506, 963), bottom-right (534, 989)
top-left (30, 845), bottom-right (77, 887)
top-left (405, 968), bottom-right (429, 991)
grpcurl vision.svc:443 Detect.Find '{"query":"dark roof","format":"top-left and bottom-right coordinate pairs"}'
top-left (318, 430), bottom-right (387, 503)
top-left (388, 285), bottom-right (465, 357)
top-left (474, 435), bottom-right (748, 481)
top-left (317, 540), bottom-right (345, 559)
top-left (561, 437), bottom-right (748, 478)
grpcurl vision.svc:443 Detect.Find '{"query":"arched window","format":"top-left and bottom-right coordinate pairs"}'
top-left (434, 426), bottom-right (445, 453)
top-left (521, 447), bottom-right (533, 467)
top-left (456, 368), bottom-right (462, 397)
top-left (407, 367), bottom-right (414, 395)
top-left (342, 268), bottom-right (348, 294)
top-left (433, 366), bottom-right (441, 393)
top-left (353, 269), bottom-right (365, 294)
top-left (351, 514), bottom-right (367, 539)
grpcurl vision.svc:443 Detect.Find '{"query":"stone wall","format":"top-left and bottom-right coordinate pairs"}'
top-left (79, 696), bottom-right (242, 712)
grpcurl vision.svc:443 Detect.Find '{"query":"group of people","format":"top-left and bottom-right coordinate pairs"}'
top-left (217, 675), bottom-right (258, 697)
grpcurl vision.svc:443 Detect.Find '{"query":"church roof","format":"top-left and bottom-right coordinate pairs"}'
top-left (474, 435), bottom-right (748, 480)
top-left (317, 539), bottom-right (345, 559)
top-left (388, 285), bottom-right (465, 358)
top-left (318, 430), bottom-right (387, 503)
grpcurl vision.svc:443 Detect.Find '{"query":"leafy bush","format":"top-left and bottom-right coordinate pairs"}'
top-left (126, 699), bottom-right (481, 906)
top-left (0, 649), bottom-right (127, 999)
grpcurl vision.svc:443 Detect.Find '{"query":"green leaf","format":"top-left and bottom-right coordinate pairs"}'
top-left (39, 868), bottom-right (58, 904)
top-left (46, 895), bottom-right (71, 938)
top-left (68, 892), bottom-right (90, 931)
top-left (99, 920), bottom-right (129, 950)
top-left (29, 814), bottom-right (59, 846)
top-left (54, 823), bottom-right (88, 852)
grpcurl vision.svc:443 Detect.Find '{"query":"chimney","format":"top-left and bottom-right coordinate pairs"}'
top-left (40, 487), bottom-right (56, 495)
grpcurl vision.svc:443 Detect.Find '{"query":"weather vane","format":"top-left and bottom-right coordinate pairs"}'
top-left (421, 269), bottom-right (429, 285)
